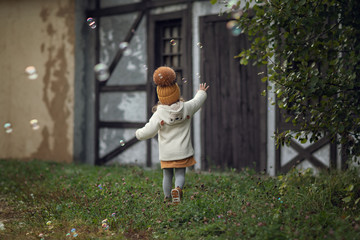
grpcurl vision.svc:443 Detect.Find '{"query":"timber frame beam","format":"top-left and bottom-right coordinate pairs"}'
top-left (86, 0), bottom-right (209, 18)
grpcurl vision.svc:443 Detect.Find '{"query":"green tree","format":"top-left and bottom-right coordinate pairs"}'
top-left (214, 0), bottom-right (360, 164)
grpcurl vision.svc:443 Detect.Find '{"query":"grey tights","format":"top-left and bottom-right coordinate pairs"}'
top-left (162, 168), bottom-right (186, 198)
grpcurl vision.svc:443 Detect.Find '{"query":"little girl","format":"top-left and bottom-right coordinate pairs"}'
top-left (135, 66), bottom-right (209, 204)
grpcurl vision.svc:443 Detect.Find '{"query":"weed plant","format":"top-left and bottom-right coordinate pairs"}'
top-left (0, 159), bottom-right (359, 239)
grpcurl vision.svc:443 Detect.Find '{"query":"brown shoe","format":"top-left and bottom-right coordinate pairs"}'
top-left (177, 187), bottom-right (183, 198)
top-left (171, 187), bottom-right (182, 204)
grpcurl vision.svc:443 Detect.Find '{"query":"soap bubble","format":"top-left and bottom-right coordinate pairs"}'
top-left (196, 73), bottom-right (201, 79)
top-left (232, 10), bottom-right (243, 20)
top-left (120, 140), bottom-right (125, 147)
top-left (119, 42), bottom-right (132, 56)
top-left (231, 27), bottom-right (242, 36)
top-left (182, 77), bottom-right (188, 84)
top-left (94, 63), bottom-right (109, 81)
top-left (119, 42), bottom-right (129, 50)
top-left (25, 66), bottom-right (36, 75)
top-left (226, 20), bottom-right (236, 29)
top-left (30, 119), bottom-right (40, 130)
top-left (28, 73), bottom-right (39, 80)
top-left (4, 123), bottom-right (12, 134)
top-left (170, 39), bottom-right (176, 46)
top-left (197, 42), bottom-right (203, 49)
top-left (25, 66), bottom-right (38, 80)
top-left (226, 20), bottom-right (242, 36)
top-left (29, 72), bottom-right (39, 80)
top-left (87, 17), bottom-right (96, 29)
top-left (71, 228), bottom-right (76, 232)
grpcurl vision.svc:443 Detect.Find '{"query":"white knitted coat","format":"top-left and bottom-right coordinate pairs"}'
top-left (135, 90), bottom-right (207, 161)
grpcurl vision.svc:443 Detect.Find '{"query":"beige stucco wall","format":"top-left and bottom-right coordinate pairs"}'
top-left (0, 0), bottom-right (75, 163)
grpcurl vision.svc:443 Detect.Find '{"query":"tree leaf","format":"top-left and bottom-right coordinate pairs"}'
top-left (240, 58), bottom-right (248, 65)
top-left (231, 0), bottom-right (360, 162)
top-left (346, 184), bottom-right (354, 192)
top-left (342, 196), bottom-right (352, 203)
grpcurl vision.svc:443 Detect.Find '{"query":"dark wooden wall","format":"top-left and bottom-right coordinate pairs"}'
top-left (200, 15), bottom-right (267, 172)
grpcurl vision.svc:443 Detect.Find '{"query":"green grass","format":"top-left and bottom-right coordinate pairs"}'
top-left (0, 159), bottom-right (359, 240)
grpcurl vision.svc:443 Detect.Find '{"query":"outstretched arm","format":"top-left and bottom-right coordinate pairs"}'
top-left (135, 113), bottom-right (161, 140)
top-left (187, 83), bottom-right (210, 115)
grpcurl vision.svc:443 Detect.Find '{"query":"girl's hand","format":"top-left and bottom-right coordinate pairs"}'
top-left (199, 83), bottom-right (209, 92)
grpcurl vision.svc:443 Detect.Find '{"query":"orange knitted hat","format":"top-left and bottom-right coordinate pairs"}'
top-left (153, 66), bottom-right (180, 105)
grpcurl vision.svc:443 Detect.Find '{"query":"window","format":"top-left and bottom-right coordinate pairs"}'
top-left (156, 19), bottom-right (184, 86)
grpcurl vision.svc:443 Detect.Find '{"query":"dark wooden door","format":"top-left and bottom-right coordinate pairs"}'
top-left (200, 15), bottom-right (267, 172)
